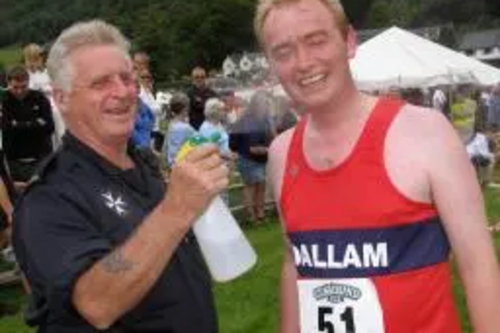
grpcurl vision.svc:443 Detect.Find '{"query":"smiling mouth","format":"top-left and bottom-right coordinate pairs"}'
top-left (299, 74), bottom-right (326, 87)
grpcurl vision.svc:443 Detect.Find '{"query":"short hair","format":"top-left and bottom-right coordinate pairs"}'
top-left (7, 65), bottom-right (29, 82)
top-left (133, 51), bottom-right (150, 62)
top-left (169, 93), bottom-right (190, 116)
top-left (46, 19), bottom-right (130, 91)
top-left (133, 51), bottom-right (150, 71)
top-left (254, 0), bottom-right (349, 46)
top-left (204, 98), bottom-right (225, 120)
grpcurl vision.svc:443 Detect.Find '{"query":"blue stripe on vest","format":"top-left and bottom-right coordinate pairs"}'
top-left (288, 216), bottom-right (450, 278)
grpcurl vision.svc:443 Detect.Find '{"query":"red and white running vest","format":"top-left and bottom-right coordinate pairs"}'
top-left (281, 97), bottom-right (461, 333)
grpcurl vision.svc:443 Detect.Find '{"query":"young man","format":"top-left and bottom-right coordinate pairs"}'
top-left (1, 66), bottom-right (55, 186)
top-left (255, 0), bottom-right (500, 332)
top-left (13, 20), bottom-right (228, 332)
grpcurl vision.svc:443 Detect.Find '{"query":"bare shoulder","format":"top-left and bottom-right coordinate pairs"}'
top-left (390, 103), bottom-right (462, 155)
top-left (267, 127), bottom-right (295, 201)
top-left (385, 103), bottom-right (466, 203)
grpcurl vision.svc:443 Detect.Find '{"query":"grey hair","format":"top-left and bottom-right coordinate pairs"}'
top-left (204, 98), bottom-right (225, 121)
top-left (46, 19), bottom-right (130, 91)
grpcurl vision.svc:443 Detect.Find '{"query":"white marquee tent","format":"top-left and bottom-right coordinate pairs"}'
top-left (350, 27), bottom-right (500, 91)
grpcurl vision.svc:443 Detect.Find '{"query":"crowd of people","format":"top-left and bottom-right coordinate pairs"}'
top-left (0, 0), bottom-right (498, 332)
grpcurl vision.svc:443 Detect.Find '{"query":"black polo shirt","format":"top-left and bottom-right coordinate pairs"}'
top-left (13, 133), bottom-right (218, 332)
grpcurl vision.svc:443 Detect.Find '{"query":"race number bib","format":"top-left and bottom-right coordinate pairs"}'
top-left (298, 278), bottom-right (385, 333)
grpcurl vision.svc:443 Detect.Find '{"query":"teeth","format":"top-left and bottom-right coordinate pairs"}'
top-left (300, 74), bottom-right (325, 86)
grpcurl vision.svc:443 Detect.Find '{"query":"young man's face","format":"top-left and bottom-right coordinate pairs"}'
top-left (8, 78), bottom-right (29, 99)
top-left (56, 45), bottom-right (138, 146)
top-left (262, 0), bottom-right (356, 112)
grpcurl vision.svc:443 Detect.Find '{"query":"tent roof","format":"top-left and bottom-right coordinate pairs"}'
top-left (350, 26), bottom-right (500, 91)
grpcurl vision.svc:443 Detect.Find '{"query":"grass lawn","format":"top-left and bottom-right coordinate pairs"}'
top-left (0, 47), bottom-right (22, 68)
top-left (1, 189), bottom-right (499, 332)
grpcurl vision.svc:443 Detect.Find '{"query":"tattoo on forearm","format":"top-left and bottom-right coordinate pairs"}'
top-left (101, 250), bottom-right (135, 274)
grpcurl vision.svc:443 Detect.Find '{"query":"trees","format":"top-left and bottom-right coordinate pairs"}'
top-left (0, 0), bottom-right (498, 83)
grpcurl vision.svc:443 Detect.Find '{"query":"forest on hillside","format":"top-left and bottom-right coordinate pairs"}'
top-left (0, 0), bottom-right (498, 81)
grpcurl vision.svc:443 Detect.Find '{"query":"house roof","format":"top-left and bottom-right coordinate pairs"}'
top-left (459, 29), bottom-right (500, 50)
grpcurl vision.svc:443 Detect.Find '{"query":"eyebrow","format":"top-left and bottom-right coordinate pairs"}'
top-left (303, 30), bottom-right (328, 40)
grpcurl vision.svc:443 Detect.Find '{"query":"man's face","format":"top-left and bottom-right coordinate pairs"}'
top-left (192, 69), bottom-right (207, 89)
top-left (133, 53), bottom-right (149, 72)
top-left (262, 0), bottom-right (356, 112)
top-left (8, 78), bottom-right (29, 99)
top-left (56, 45), bottom-right (138, 146)
top-left (138, 71), bottom-right (153, 91)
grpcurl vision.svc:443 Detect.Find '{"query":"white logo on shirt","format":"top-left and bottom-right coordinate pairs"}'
top-left (102, 191), bottom-right (127, 216)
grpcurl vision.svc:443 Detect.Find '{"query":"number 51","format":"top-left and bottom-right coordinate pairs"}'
top-left (318, 306), bottom-right (356, 333)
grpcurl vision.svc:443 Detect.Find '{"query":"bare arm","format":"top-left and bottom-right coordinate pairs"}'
top-left (72, 145), bottom-right (229, 330)
top-left (428, 118), bottom-right (500, 333)
top-left (267, 129), bottom-right (300, 333)
top-left (394, 108), bottom-right (500, 333)
top-left (280, 241), bottom-right (300, 333)
top-left (0, 178), bottom-right (13, 221)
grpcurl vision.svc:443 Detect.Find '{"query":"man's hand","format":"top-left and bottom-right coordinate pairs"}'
top-left (163, 144), bottom-right (229, 229)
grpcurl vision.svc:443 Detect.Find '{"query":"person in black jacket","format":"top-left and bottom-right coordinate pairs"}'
top-left (1, 65), bottom-right (54, 186)
top-left (186, 66), bottom-right (217, 130)
top-left (13, 20), bottom-right (228, 332)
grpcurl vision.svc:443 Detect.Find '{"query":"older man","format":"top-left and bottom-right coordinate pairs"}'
top-left (256, 0), bottom-right (500, 332)
top-left (13, 20), bottom-right (227, 332)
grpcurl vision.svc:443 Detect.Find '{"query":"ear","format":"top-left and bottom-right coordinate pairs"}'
top-left (52, 87), bottom-right (69, 115)
top-left (346, 26), bottom-right (358, 60)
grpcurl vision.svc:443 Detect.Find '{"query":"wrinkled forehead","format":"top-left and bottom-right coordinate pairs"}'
top-left (67, 45), bottom-right (133, 80)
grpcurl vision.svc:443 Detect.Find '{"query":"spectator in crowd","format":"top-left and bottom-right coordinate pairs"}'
top-left (220, 90), bottom-right (243, 125)
top-left (137, 67), bottom-right (163, 152)
top-left (186, 66), bottom-right (217, 130)
top-left (132, 50), bottom-right (150, 73)
top-left (0, 149), bottom-right (15, 251)
top-left (13, 20), bottom-right (226, 332)
top-left (432, 85), bottom-right (451, 119)
top-left (465, 118), bottom-right (496, 187)
top-left (199, 98), bottom-right (233, 159)
top-left (488, 84), bottom-right (500, 132)
top-left (273, 95), bottom-right (298, 134)
top-left (24, 43), bottom-right (66, 148)
top-left (23, 43), bottom-right (51, 95)
top-left (131, 98), bottom-right (155, 150)
top-left (164, 93), bottom-right (196, 167)
top-left (255, 0), bottom-right (500, 332)
top-left (230, 90), bottom-right (275, 224)
top-left (1, 66), bottom-right (54, 186)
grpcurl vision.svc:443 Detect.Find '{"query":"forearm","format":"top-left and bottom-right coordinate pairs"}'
top-left (459, 242), bottom-right (500, 333)
top-left (280, 257), bottom-right (300, 333)
top-left (73, 197), bottom-right (196, 329)
top-left (0, 180), bottom-right (13, 217)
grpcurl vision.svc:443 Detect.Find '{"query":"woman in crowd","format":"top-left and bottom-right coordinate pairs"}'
top-left (230, 90), bottom-right (276, 224)
top-left (163, 93), bottom-right (196, 168)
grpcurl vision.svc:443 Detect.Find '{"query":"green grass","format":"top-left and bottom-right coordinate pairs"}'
top-left (1, 189), bottom-right (499, 332)
top-left (0, 47), bottom-right (22, 69)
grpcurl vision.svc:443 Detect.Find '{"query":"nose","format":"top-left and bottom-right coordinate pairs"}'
top-left (295, 44), bottom-right (314, 72)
